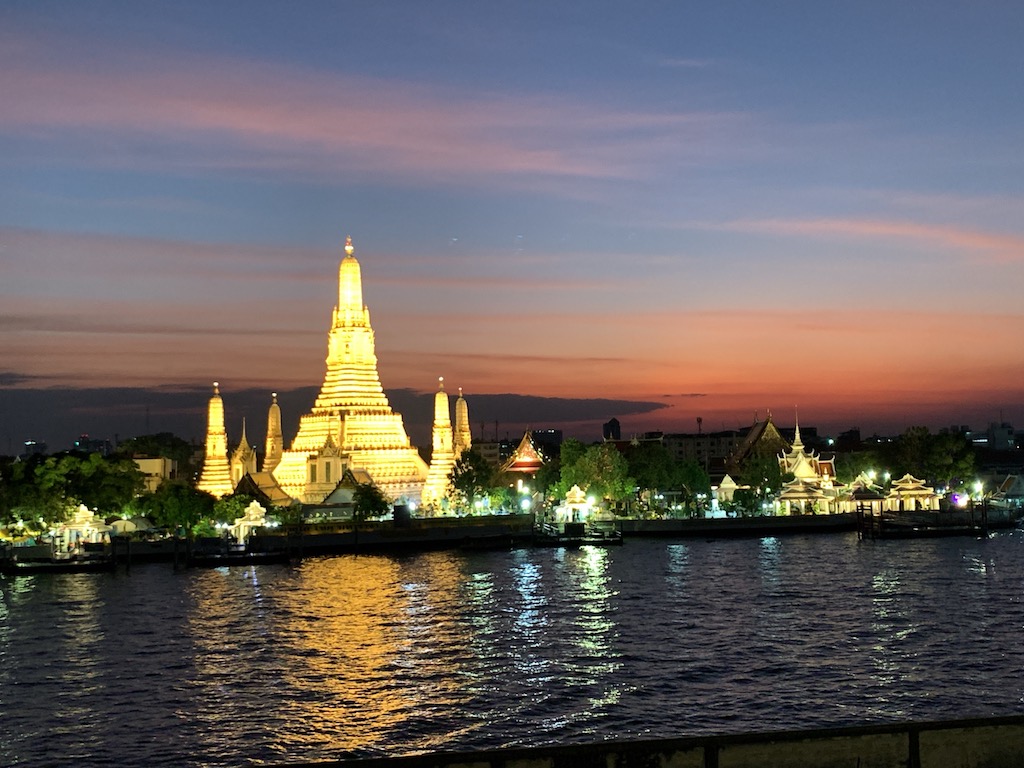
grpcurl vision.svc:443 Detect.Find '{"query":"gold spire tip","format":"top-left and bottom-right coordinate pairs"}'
top-left (344, 235), bottom-right (354, 256)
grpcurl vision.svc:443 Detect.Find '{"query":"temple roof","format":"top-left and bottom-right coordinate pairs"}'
top-left (888, 473), bottom-right (935, 495)
top-left (235, 471), bottom-right (295, 507)
top-left (728, 414), bottom-right (788, 472)
top-left (779, 477), bottom-right (827, 499)
top-left (501, 431), bottom-right (545, 474)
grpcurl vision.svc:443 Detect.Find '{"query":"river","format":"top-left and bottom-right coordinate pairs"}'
top-left (2, 531), bottom-right (1023, 767)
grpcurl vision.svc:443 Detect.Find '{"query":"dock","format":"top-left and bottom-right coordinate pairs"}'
top-left (855, 503), bottom-right (1019, 539)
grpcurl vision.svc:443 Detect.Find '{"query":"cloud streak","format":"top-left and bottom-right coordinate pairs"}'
top-left (723, 217), bottom-right (1024, 263)
top-left (0, 27), bottom-right (738, 187)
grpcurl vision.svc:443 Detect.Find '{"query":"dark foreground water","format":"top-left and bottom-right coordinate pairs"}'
top-left (3, 531), bottom-right (1024, 767)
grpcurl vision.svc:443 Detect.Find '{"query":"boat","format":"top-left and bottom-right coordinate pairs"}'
top-left (187, 550), bottom-right (293, 567)
top-left (0, 545), bottom-right (115, 575)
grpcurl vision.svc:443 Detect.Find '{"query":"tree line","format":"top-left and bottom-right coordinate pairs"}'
top-left (448, 438), bottom-right (712, 516)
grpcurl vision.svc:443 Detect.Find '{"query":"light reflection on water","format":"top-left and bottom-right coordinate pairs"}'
top-left (3, 532), bottom-right (1024, 767)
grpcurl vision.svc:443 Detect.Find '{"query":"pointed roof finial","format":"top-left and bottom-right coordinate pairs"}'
top-left (272, 392), bottom-right (278, 403)
top-left (458, 386), bottom-right (463, 397)
top-left (213, 381), bottom-right (220, 394)
top-left (438, 375), bottom-right (445, 391)
top-left (345, 235), bottom-right (354, 257)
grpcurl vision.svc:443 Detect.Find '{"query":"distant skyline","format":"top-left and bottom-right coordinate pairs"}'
top-left (2, 2), bottom-right (1023, 452)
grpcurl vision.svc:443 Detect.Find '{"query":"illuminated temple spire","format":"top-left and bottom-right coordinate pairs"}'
top-left (792, 407), bottom-right (804, 451)
top-left (272, 237), bottom-right (428, 503)
top-left (454, 386), bottom-right (472, 458)
top-left (230, 418), bottom-right (257, 487)
top-left (422, 377), bottom-right (457, 510)
top-left (196, 382), bottom-right (234, 498)
top-left (263, 392), bottom-right (283, 473)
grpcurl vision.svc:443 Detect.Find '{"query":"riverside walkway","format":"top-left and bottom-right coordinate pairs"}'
top-left (272, 715), bottom-right (1024, 768)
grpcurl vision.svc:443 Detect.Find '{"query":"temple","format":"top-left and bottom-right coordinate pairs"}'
top-left (229, 419), bottom-right (257, 487)
top-left (270, 237), bottom-right (428, 503)
top-left (776, 413), bottom-right (840, 514)
top-left (196, 382), bottom-right (233, 498)
top-left (422, 378), bottom-right (457, 511)
top-left (263, 393), bottom-right (283, 474)
top-left (454, 387), bottom-right (472, 457)
top-left (502, 431), bottom-right (546, 477)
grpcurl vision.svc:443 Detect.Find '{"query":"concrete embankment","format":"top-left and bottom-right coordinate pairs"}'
top-left (250, 513), bottom-right (537, 555)
top-left (271, 715), bottom-right (1024, 768)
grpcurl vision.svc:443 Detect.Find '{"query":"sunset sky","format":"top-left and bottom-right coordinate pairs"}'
top-left (3, 1), bottom-right (1023, 451)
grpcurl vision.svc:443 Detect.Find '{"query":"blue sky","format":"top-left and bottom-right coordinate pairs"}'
top-left (2, 1), bottom-right (1023, 449)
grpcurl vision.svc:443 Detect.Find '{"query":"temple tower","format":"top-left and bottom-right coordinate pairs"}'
top-left (422, 378), bottom-right (457, 510)
top-left (272, 237), bottom-right (428, 503)
top-left (454, 387), bottom-right (472, 458)
top-left (196, 382), bottom-right (234, 498)
top-left (230, 418), bottom-right (257, 487)
top-left (263, 392), bottom-right (283, 473)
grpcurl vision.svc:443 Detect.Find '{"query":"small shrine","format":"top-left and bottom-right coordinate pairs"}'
top-left (552, 484), bottom-right (592, 523)
top-left (60, 504), bottom-right (111, 550)
top-left (230, 500), bottom-right (270, 542)
top-left (778, 477), bottom-right (830, 515)
top-left (886, 474), bottom-right (941, 511)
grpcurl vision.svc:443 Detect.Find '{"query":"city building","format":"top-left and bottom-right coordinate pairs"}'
top-left (133, 455), bottom-right (176, 493)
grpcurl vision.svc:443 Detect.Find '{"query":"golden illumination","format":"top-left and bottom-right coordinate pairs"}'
top-left (197, 381), bottom-right (233, 498)
top-left (273, 238), bottom-right (428, 503)
top-left (422, 377), bottom-right (457, 511)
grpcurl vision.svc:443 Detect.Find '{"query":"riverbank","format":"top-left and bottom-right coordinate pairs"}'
top-left (6, 509), bottom-right (1016, 571)
top-left (618, 512), bottom-right (858, 537)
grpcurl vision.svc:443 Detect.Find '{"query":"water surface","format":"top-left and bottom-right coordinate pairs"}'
top-left (2, 532), bottom-right (1023, 766)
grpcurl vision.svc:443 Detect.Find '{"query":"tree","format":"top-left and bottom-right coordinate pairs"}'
top-left (674, 459), bottom-right (712, 515)
top-left (353, 482), bottom-right (391, 521)
top-left (879, 427), bottom-right (975, 489)
top-left (737, 452), bottom-right (784, 497)
top-left (556, 443), bottom-right (634, 505)
top-left (834, 450), bottom-right (879, 484)
top-left (67, 453), bottom-right (144, 513)
top-left (213, 493), bottom-right (258, 525)
top-left (532, 453), bottom-right (561, 497)
top-left (549, 438), bottom-right (590, 499)
top-left (448, 448), bottom-right (496, 512)
top-left (140, 481), bottom-right (216, 533)
top-left (625, 441), bottom-right (677, 499)
top-left (5, 452), bottom-right (144, 527)
top-left (0, 455), bottom-right (66, 528)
